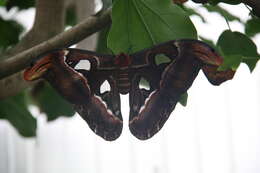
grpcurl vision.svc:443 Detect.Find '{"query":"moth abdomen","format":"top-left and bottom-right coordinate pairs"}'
top-left (115, 71), bottom-right (131, 94)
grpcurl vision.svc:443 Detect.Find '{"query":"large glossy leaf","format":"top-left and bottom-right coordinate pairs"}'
top-left (217, 30), bottom-right (260, 71)
top-left (96, 25), bottom-right (113, 54)
top-left (245, 18), bottom-right (260, 37)
top-left (0, 92), bottom-right (37, 137)
top-left (108, 0), bottom-right (197, 53)
top-left (217, 30), bottom-right (259, 57)
top-left (30, 83), bottom-right (75, 121)
top-left (0, 17), bottom-right (23, 52)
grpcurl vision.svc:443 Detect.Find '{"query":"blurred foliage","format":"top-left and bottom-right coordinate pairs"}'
top-left (66, 6), bottom-right (77, 26)
top-left (0, 0), bottom-right (6, 6)
top-left (5, 0), bottom-right (35, 11)
top-left (30, 82), bottom-right (75, 121)
top-left (0, 92), bottom-right (36, 137)
top-left (0, 17), bottom-right (24, 52)
top-left (0, 0), bottom-right (259, 137)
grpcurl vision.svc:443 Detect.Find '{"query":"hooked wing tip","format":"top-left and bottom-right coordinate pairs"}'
top-left (202, 65), bottom-right (235, 85)
top-left (73, 95), bottom-right (123, 141)
top-left (23, 49), bottom-right (67, 81)
top-left (23, 56), bottom-right (52, 81)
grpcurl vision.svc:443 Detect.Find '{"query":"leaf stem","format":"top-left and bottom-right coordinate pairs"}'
top-left (218, 5), bottom-right (232, 31)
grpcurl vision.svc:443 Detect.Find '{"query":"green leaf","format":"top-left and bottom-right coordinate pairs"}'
top-left (5, 0), bottom-right (35, 10)
top-left (218, 54), bottom-right (242, 71)
top-left (96, 25), bottom-right (113, 54)
top-left (0, 17), bottom-right (24, 52)
top-left (178, 92), bottom-right (188, 106)
top-left (0, 92), bottom-right (37, 137)
top-left (217, 30), bottom-right (260, 71)
top-left (203, 4), bottom-right (241, 22)
top-left (245, 18), bottom-right (260, 37)
top-left (108, 0), bottom-right (197, 53)
top-left (209, 0), bottom-right (241, 5)
top-left (242, 58), bottom-right (259, 72)
top-left (217, 30), bottom-right (259, 57)
top-left (31, 83), bottom-right (75, 121)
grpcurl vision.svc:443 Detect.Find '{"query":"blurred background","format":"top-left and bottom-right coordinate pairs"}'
top-left (0, 0), bottom-right (260, 173)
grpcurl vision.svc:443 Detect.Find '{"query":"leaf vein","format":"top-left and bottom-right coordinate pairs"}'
top-left (132, 0), bottom-right (156, 44)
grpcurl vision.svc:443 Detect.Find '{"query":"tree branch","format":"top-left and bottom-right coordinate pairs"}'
top-left (0, 0), bottom-right (67, 100)
top-left (0, 8), bottom-right (111, 80)
top-left (76, 0), bottom-right (97, 50)
top-left (3, 0), bottom-right (66, 58)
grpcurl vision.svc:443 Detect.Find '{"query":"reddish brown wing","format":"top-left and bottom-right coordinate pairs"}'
top-left (24, 49), bottom-right (123, 141)
top-left (202, 65), bottom-right (235, 85)
top-left (128, 39), bottom-right (235, 140)
top-left (64, 49), bottom-right (123, 141)
top-left (128, 40), bottom-right (201, 140)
